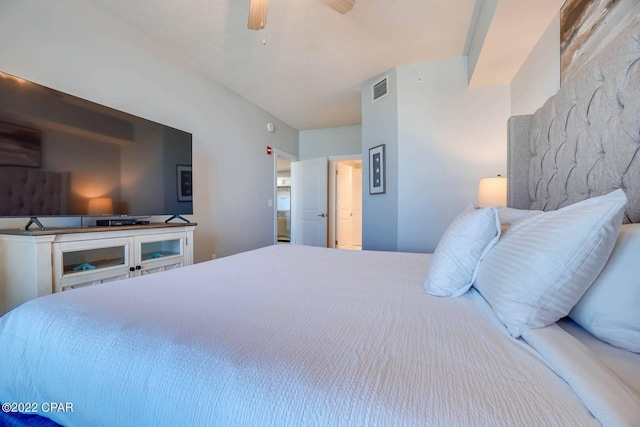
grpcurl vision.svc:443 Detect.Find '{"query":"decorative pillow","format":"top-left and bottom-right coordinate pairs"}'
top-left (570, 224), bottom-right (640, 353)
top-left (425, 204), bottom-right (500, 297)
top-left (473, 189), bottom-right (627, 337)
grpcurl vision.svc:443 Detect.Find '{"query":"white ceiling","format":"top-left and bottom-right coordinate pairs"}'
top-left (84, 0), bottom-right (562, 131)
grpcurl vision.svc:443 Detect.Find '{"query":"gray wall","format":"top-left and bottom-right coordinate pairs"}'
top-left (0, 0), bottom-right (299, 261)
top-left (299, 125), bottom-right (362, 160)
top-left (361, 70), bottom-right (399, 251)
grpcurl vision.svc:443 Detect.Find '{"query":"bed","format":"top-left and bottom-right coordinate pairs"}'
top-left (2, 15), bottom-right (640, 427)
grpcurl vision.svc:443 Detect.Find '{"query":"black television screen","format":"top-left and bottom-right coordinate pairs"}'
top-left (0, 71), bottom-right (193, 220)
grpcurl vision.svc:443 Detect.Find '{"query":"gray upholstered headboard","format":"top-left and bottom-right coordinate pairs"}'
top-left (508, 16), bottom-right (640, 223)
top-left (0, 167), bottom-right (70, 216)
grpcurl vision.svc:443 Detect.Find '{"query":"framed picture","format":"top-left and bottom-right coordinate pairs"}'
top-left (560, 0), bottom-right (619, 83)
top-left (177, 165), bottom-right (193, 202)
top-left (0, 121), bottom-right (41, 167)
top-left (368, 144), bottom-right (385, 195)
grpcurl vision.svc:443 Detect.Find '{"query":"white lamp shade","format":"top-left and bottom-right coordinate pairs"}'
top-left (248, 0), bottom-right (269, 30)
top-left (477, 176), bottom-right (507, 207)
top-left (87, 197), bottom-right (114, 215)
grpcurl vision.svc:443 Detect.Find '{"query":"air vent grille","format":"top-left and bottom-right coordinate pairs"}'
top-left (372, 78), bottom-right (388, 102)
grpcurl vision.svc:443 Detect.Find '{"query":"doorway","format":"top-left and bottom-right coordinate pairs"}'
top-left (329, 156), bottom-right (363, 250)
top-left (287, 155), bottom-right (362, 249)
top-left (273, 151), bottom-right (297, 245)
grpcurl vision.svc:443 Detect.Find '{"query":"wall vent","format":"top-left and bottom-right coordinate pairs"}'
top-left (372, 77), bottom-right (388, 102)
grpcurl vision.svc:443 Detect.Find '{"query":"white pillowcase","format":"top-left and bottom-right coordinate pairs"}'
top-left (425, 204), bottom-right (500, 297)
top-left (570, 224), bottom-right (640, 353)
top-left (473, 189), bottom-right (627, 337)
top-left (496, 206), bottom-right (542, 234)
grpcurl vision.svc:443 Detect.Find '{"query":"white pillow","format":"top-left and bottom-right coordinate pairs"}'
top-left (473, 189), bottom-right (627, 337)
top-left (425, 205), bottom-right (500, 297)
top-left (570, 224), bottom-right (640, 353)
top-left (496, 206), bottom-right (542, 234)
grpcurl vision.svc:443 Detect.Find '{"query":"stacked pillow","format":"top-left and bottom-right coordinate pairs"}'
top-left (424, 204), bottom-right (500, 297)
top-left (473, 189), bottom-right (626, 337)
top-left (569, 223), bottom-right (640, 352)
top-left (425, 189), bottom-right (637, 353)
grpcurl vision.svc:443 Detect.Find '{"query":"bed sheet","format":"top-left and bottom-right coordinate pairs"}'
top-left (1, 245), bottom-right (601, 426)
top-left (558, 318), bottom-right (640, 394)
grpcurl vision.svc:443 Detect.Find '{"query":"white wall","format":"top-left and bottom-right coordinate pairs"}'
top-left (511, 13), bottom-right (560, 116)
top-left (396, 58), bottom-right (510, 253)
top-left (0, 0), bottom-right (298, 261)
top-left (299, 125), bottom-right (361, 160)
top-left (358, 14), bottom-right (558, 254)
top-left (361, 59), bottom-right (510, 253)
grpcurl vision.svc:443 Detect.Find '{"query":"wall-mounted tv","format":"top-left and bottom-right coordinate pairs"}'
top-left (0, 71), bottom-right (193, 227)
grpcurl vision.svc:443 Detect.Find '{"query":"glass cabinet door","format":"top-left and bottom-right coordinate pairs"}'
top-left (62, 245), bottom-right (127, 275)
top-left (140, 238), bottom-right (182, 261)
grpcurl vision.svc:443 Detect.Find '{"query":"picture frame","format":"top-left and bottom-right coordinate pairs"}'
top-left (0, 121), bottom-right (41, 168)
top-left (368, 144), bottom-right (385, 195)
top-left (177, 165), bottom-right (193, 202)
top-left (560, 0), bottom-right (619, 83)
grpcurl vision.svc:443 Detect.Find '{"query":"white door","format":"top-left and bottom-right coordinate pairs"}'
top-left (351, 167), bottom-right (362, 247)
top-left (291, 157), bottom-right (328, 247)
top-left (336, 163), bottom-right (353, 249)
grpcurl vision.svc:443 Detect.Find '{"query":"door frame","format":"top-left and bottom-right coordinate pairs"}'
top-left (273, 149), bottom-right (298, 245)
top-left (329, 155), bottom-right (362, 249)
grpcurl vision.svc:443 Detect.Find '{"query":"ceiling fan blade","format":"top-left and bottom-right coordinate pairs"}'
top-left (319, 0), bottom-right (356, 14)
top-left (248, 0), bottom-right (269, 31)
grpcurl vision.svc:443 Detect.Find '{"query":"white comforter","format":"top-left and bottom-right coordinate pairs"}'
top-left (0, 245), bottom-right (606, 426)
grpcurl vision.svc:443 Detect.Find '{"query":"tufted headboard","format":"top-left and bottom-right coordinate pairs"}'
top-left (0, 167), bottom-right (70, 216)
top-left (508, 16), bottom-right (640, 223)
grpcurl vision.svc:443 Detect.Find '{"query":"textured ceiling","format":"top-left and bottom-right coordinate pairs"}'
top-left (84, 0), bottom-right (477, 130)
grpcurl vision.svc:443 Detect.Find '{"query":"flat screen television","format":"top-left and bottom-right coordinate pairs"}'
top-left (0, 71), bottom-right (193, 229)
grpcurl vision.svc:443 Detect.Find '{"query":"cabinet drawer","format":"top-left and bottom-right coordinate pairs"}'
top-left (141, 261), bottom-right (184, 275)
top-left (58, 269), bottom-right (131, 292)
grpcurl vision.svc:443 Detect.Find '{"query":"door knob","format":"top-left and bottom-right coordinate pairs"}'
top-left (317, 213), bottom-right (326, 217)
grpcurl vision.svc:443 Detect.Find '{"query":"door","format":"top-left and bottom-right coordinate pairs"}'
top-left (351, 167), bottom-right (363, 247)
top-left (291, 157), bottom-right (328, 246)
top-left (136, 232), bottom-right (186, 275)
top-left (336, 162), bottom-right (353, 249)
top-left (53, 237), bottom-right (133, 292)
top-left (330, 157), bottom-right (362, 250)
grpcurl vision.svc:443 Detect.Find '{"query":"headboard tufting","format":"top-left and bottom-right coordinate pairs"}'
top-left (0, 167), bottom-right (70, 216)
top-left (508, 16), bottom-right (640, 223)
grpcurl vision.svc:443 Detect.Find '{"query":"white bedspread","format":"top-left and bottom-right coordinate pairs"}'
top-left (0, 245), bottom-right (602, 426)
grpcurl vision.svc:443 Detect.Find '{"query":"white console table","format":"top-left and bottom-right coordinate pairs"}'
top-left (0, 223), bottom-right (196, 316)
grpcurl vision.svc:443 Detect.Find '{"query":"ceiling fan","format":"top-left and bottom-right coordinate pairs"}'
top-left (248, 0), bottom-right (356, 31)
